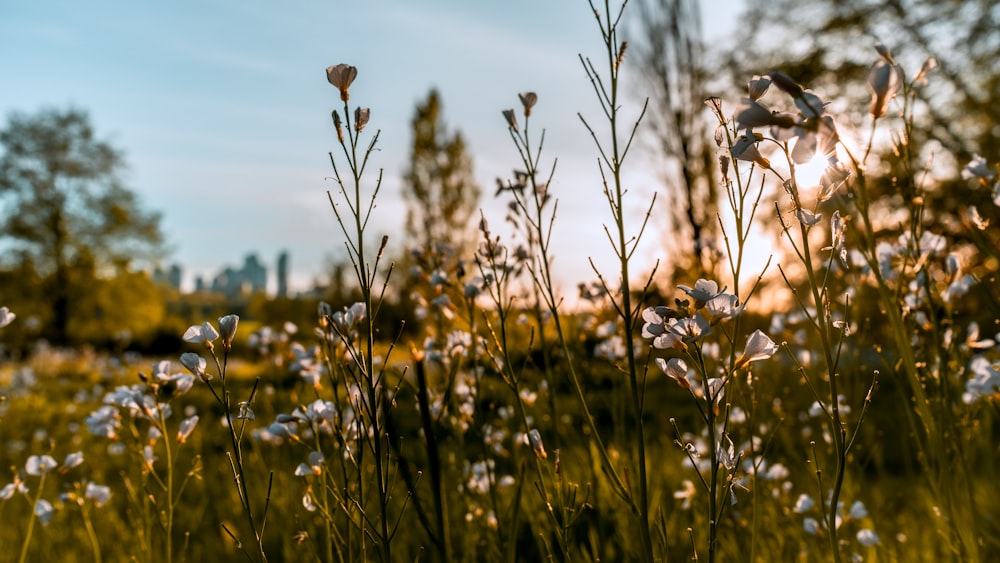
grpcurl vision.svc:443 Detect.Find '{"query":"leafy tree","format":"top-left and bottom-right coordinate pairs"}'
top-left (633, 0), bottom-right (720, 280)
top-left (402, 89), bottom-right (481, 269)
top-left (0, 107), bottom-right (165, 343)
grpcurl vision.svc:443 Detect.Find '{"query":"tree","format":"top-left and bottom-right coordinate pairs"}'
top-left (402, 89), bottom-right (481, 270)
top-left (0, 107), bottom-right (164, 344)
top-left (633, 0), bottom-right (720, 280)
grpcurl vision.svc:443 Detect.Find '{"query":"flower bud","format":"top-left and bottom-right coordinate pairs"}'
top-left (867, 60), bottom-right (902, 119)
top-left (502, 109), bottom-right (518, 131)
top-left (355, 107), bottom-right (370, 131)
top-left (218, 314), bottom-right (239, 353)
top-left (528, 429), bottom-right (547, 460)
top-left (518, 92), bottom-right (537, 117)
top-left (332, 110), bottom-right (343, 142)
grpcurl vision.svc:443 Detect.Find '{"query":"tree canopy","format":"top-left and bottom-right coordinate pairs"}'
top-left (0, 107), bottom-right (165, 343)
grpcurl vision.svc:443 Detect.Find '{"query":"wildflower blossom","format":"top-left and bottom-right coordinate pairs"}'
top-left (961, 154), bottom-right (996, 185)
top-left (848, 500), bottom-right (868, 519)
top-left (963, 356), bottom-right (1000, 403)
top-left (794, 90), bottom-right (825, 118)
top-left (0, 306), bottom-right (14, 328)
top-left (867, 56), bottom-right (903, 118)
top-left (768, 71), bottom-right (803, 97)
top-left (641, 306), bottom-right (677, 337)
top-left (797, 208), bottom-right (822, 228)
top-left (705, 292), bottom-right (743, 323)
top-left (518, 92), bottom-right (538, 116)
top-left (734, 99), bottom-right (795, 130)
top-left (295, 451), bottom-right (325, 476)
top-left (177, 415), bottom-right (199, 443)
top-left (61, 451), bottom-right (84, 472)
top-left (35, 499), bottom-right (55, 525)
top-left (747, 75), bottom-right (771, 100)
top-left (84, 482), bottom-right (112, 507)
top-left (794, 494), bottom-right (815, 514)
top-left (735, 330), bottom-right (778, 369)
top-left (803, 517), bottom-right (820, 535)
top-left (183, 322), bottom-right (219, 350)
top-left (85, 405), bottom-right (121, 439)
top-left (528, 429), bottom-right (547, 460)
top-left (654, 357), bottom-right (692, 389)
top-left (731, 132), bottom-right (770, 169)
top-left (326, 64), bottom-right (358, 101)
top-left (26, 455), bottom-right (58, 476)
top-left (968, 206), bottom-right (990, 230)
top-left (150, 361), bottom-right (195, 398)
top-left (303, 490), bottom-right (317, 512)
top-left (179, 352), bottom-right (210, 381)
top-left (1, 475), bottom-right (28, 499)
top-left (673, 479), bottom-right (696, 510)
top-left (857, 529), bottom-right (880, 546)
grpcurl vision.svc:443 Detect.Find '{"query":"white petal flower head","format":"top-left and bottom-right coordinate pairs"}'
top-left (735, 98), bottom-right (795, 130)
top-left (35, 499), bottom-right (55, 526)
top-left (303, 491), bottom-right (318, 511)
top-left (747, 75), bottom-right (771, 100)
top-left (62, 451), bottom-right (84, 471)
top-left (792, 493), bottom-right (816, 514)
top-left (673, 479), bottom-right (696, 510)
top-left (857, 529), bottom-right (881, 546)
top-left (1, 478), bottom-right (28, 499)
top-left (848, 500), bottom-right (868, 519)
top-left (962, 154), bottom-right (996, 185)
top-left (736, 330), bottom-right (778, 369)
top-left (0, 306), bottom-right (15, 328)
top-left (731, 133), bottom-right (771, 169)
top-left (678, 279), bottom-right (722, 308)
top-left (794, 90), bottom-right (825, 118)
top-left (26, 455), bottom-right (58, 476)
top-left (84, 482), bottom-right (112, 507)
top-left (797, 208), bottom-right (823, 228)
top-left (655, 357), bottom-right (692, 389)
top-left (183, 322), bottom-right (220, 349)
top-left (179, 352), bottom-right (210, 381)
top-left (867, 59), bottom-right (903, 118)
top-left (326, 63), bottom-right (358, 101)
top-left (803, 517), bottom-right (820, 535)
top-left (177, 415), bottom-right (199, 443)
top-left (706, 293), bottom-right (744, 323)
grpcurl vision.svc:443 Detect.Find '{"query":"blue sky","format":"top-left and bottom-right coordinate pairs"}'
top-left (2, 0), bottom-right (742, 293)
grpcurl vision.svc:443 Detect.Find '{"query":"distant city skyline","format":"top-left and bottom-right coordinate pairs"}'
top-left (156, 250), bottom-right (297, 297)
top-left (3, 1), bottom-right (745, 294)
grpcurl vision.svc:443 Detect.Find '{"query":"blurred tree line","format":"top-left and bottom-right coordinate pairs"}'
top-left (0, 108), bottom-right (166, 350)
top-left (0, 91), bottom-right (482, 355)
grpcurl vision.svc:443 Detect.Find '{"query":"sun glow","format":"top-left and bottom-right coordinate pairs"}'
top-left (794, 152), bottom-right (832, 190)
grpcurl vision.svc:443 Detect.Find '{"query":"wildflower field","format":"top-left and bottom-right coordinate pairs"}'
top-left (2, 1), bottom-right (999, 562)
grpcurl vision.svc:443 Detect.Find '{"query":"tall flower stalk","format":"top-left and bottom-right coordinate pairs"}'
top-left (324, 63), bottom-right (400, 562)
